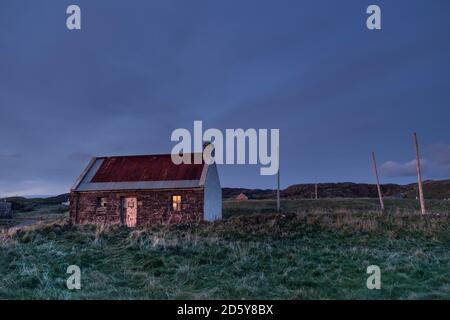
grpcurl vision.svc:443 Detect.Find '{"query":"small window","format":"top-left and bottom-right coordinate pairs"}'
top-left (97, 197), bottom-right (107, 208)
top-left (172, 195), bottom-right (181, 211)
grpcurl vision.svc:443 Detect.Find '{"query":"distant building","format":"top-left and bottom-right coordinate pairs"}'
top-left (70, 153), bottom-right (222, 227)
top-left (0, 202), bottom-right (12, 219)
top-left (236, 193), bottom-right (249, 201)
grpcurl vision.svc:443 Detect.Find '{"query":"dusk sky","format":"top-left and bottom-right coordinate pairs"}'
top-left (1, 0), bottom-right (450, 196)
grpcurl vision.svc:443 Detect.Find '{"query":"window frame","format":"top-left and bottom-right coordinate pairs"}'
top-left (172, 195), bottom-right (182, 212)
top-left (96, 197), bottom-right (107, 208)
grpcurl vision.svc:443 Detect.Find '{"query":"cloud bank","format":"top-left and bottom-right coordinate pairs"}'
top-left (380, 144), bottom-right (450, 179)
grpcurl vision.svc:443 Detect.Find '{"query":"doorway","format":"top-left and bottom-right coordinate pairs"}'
top-left (122, 197), bottom-right (137, 227)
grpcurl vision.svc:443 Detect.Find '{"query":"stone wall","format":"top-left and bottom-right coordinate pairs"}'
top-left (0, 202), bottom-right (12, 219)
top-left (70, 189), bottom-right (204, 226)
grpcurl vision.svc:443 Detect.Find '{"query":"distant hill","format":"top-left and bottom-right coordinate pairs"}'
top-left (2, 179), bottom-right (450, 209)
top-left (224, 179), bottom-right (450, 200)
top-left (282, 182), bottom-right (415, 199)
top-left (1, 194), bottom-right (69, 212)
top-left (222, 188), bottom-right (276, 200)
top-left (405, 179), bottom-right (450, 200)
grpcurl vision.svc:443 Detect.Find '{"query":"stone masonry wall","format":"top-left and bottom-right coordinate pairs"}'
top-left (70, 189), bottom-right (204, 226)
top-left (0, 202), bottom-right (12, 218)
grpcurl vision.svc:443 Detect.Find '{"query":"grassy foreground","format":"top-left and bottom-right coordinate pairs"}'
top-left (0, 199), bottom-right (449, 299)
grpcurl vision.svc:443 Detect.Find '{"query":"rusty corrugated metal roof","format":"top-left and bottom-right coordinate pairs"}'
top-left (90, 154), bottom-right (204, 183)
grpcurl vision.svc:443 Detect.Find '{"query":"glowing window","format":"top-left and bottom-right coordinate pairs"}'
top-left (172, 195), bottom-right (181, 211)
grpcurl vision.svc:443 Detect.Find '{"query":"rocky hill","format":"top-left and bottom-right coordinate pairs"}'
top-left (2, 180), bottom-right (450, 206)
top-left (224, 179), bottom-right (450, 200)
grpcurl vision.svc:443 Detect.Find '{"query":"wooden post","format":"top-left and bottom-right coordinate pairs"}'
top-left (277, 146), bottom-right (280, 213)
top-left (315, 183), bottom-right (318, 200)
top-left (371, 152), bottom-right (385, 212)
top-left (413, 132), bottom-right (426, 215)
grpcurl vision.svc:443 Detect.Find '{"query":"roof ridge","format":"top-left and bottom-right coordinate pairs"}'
top-left (95, 152), bottom-right (204, 159)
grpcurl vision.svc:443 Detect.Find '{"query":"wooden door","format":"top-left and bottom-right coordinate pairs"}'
top-left (124, 197), bottom-right (137, 227)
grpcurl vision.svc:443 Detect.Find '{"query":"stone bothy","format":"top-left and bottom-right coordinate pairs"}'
top-left (70, 153), bottom-right (221, 227)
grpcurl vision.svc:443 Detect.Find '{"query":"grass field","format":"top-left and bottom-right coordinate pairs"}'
top-left (0, 199), bottom-right (449, 299)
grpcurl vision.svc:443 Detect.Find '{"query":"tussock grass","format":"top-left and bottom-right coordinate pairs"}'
top-left (0, 200), bottom-right (449, 299)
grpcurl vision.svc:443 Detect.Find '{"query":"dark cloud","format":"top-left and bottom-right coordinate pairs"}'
top-left (1, 0), bottom-right (450, 194)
